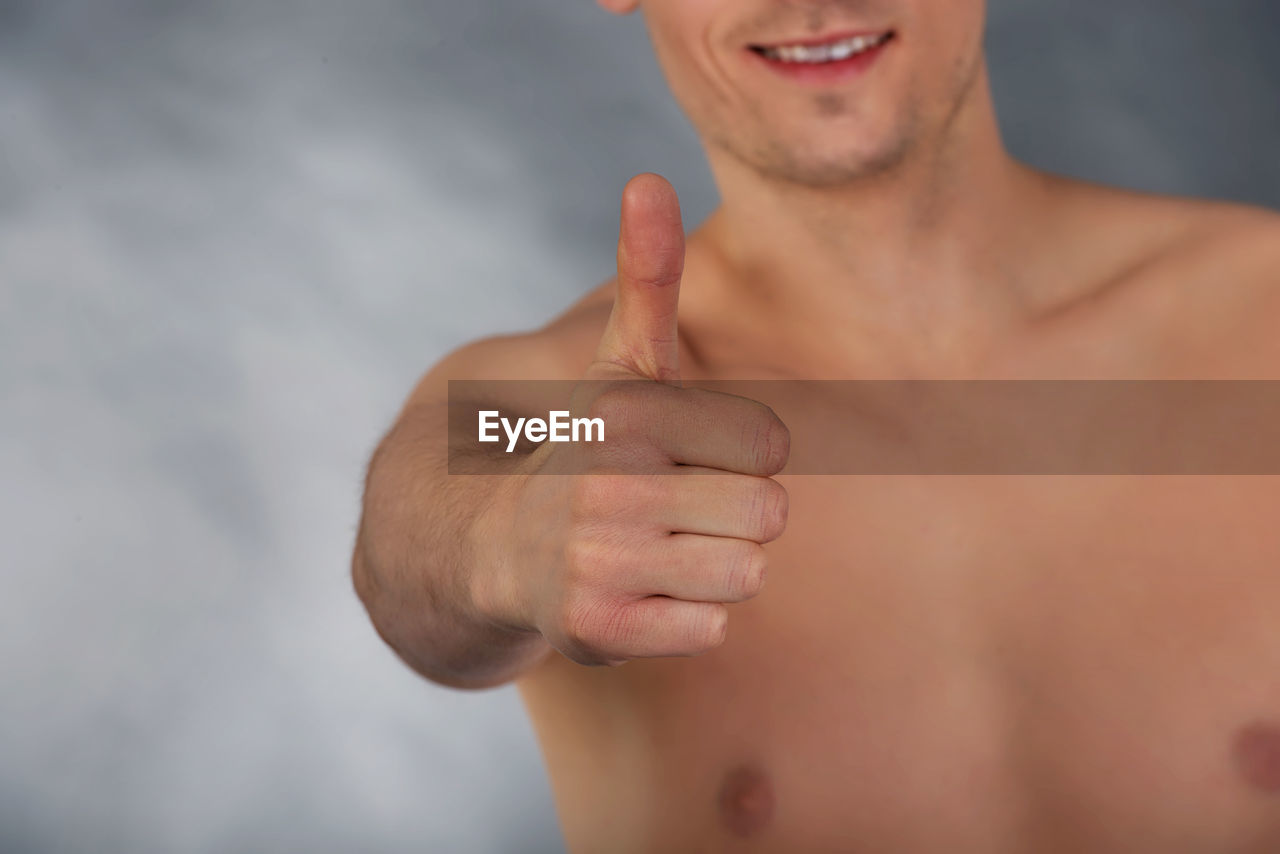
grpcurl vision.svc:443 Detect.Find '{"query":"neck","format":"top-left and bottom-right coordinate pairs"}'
top-left (693, 67), bottom-right (1049, 373)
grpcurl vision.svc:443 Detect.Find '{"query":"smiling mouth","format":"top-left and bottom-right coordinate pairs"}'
top-left (749, 31), bottom-right (895, 64)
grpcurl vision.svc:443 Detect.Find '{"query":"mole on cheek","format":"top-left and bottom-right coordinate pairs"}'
top-left (718, 764), bottom-right (775, 837)
top-left (1233, 721), bottom-right (1280, 793)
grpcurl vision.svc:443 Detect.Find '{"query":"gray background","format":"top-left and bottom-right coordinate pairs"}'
top-left (1, 1), bottom-right (1276, 852)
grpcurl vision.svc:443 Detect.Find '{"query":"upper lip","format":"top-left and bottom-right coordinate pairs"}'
top-left (747, 28), bottom-right (893, 50)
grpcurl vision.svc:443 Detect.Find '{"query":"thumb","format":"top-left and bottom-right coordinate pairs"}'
top-left (592, 173), bottom-right (684, 383)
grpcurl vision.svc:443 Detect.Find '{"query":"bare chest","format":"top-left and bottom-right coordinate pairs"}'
top-left (768, 476), bottom-right (1280, 849)
top-left (530, 476), bottom-right (1280, 853)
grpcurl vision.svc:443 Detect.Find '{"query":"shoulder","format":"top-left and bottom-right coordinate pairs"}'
top-left (399, 282), bottom-right (617, 411)
top-left (1137, 195), bottom-right (1280, 368)
top-left (1130, 190), bottom-right (1280, 278)
top-left (443, 285), bottom-right (614, 379)
top-left (1074, 181), bottom-right (1280, 374)
top-left (1030, 173), bottom-right (1280, 375)
top-left (1174, 201), bottom-right (1280, 290)
top-left (1048, 175), bottom-right (1280, 274)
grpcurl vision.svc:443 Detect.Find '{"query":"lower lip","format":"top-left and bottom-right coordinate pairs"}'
top-left (746, 37), bottom-right (892, 85)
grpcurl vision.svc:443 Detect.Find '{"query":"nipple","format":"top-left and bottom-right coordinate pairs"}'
top-left (1233, 721), bottom-right (1280, 793)
top-left (718, 763), bottom-right (776, 837)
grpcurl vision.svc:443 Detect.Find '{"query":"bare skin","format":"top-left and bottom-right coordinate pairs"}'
top-left (509, 183), bottom-right (1280, 853)
top-left (353, 0), bottom-right (1280, 850)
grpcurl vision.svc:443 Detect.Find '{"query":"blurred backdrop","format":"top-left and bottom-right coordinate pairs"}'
top-left (1, 1), bottom-right (1277, 852)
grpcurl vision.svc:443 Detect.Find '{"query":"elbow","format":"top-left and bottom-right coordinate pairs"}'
top-left (350, 528), bottom-right (526, 691)
top-left (350, 529), bottom-right (376, 613)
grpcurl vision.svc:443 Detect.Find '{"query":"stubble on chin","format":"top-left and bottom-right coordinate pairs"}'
top-left (706, 99), bottom-right (920, 190)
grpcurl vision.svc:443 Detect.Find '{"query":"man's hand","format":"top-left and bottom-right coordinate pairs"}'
top-left (470, 174), bottom-right (790, 667)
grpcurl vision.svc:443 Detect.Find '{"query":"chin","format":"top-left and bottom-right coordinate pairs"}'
top-left (752, 109), bottom-right (910, 180)
top-left (747, 136), bottom-right (912, 187)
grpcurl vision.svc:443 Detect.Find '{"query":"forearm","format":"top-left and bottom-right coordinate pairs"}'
top-left (352, 404), bottom-right (550, 689)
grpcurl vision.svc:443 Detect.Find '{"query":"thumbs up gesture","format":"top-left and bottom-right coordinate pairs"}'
top-left (475, 174), bottom-right (790, 667)
top-left (588, 173), bottom-right (687, 383)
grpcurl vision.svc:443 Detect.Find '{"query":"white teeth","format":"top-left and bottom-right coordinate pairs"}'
top-left (760, 33), bottom-right (887, 64)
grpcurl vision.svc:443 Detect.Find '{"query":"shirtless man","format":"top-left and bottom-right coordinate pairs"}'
top-left (352, 1), bottom-right (1280, 850)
